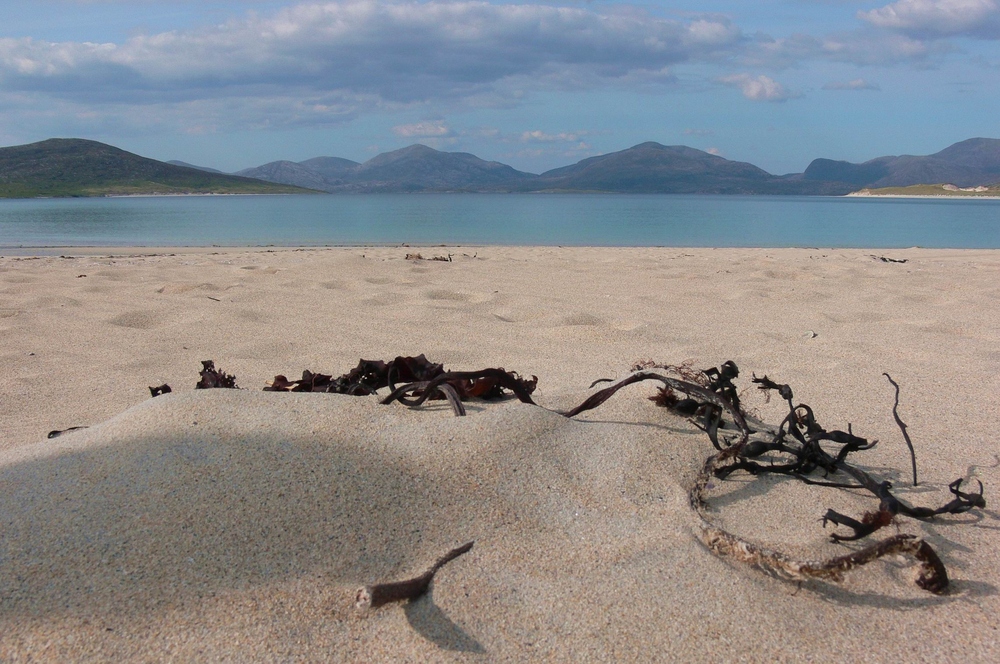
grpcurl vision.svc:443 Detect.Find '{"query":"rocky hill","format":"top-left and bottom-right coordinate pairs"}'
top-left (802, 138), bottom-right (1000, 189)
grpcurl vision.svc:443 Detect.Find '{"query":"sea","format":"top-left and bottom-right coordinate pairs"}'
top-left (0, 194), bottom-right (998, 251)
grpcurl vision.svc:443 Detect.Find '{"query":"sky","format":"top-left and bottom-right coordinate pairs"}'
top-left (1, 1), bottom-right (998, 174)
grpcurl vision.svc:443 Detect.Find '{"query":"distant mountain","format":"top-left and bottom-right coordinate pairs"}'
top-left (236, 160), bottom-right (339, 192)
top-left (0, 139), bottom-right (317, 198)
top-left (234, 136), bottom-right (1000, 195)
top-left (803, 138), bottom-right (1000, 189)
top-left (350, 144), bottom-right (533, 192)
top-left (239, 144), bottom-right (532, 192)
top-left (298, 156), bottom-right (361, 180)
top-left (529, 142), bottom-right (848, 194)
top-left (167, 160), bottom-right (224, 174)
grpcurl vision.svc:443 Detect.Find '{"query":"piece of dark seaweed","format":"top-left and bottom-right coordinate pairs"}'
top-left (355, 541), bottom-right (474, 610)
top-left (47, 426), bottom-right (87, 439)
top-left (885, 373), bottom-right (919, 486)
top-left (195, 360), bottom-right (238, 389)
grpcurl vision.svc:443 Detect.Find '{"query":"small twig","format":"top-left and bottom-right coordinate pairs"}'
top-left (355, 541), bottom-right (474, 610)
top-left (884, 373), bottom-right (918, 486)
top-left (206, 296), bottom-right (221, 302)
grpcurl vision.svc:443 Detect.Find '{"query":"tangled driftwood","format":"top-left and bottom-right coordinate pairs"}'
top-left (144, 357), bottom-right (985, 598)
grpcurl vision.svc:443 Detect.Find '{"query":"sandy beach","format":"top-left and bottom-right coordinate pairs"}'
top-left (1, 246), bottom-right (998, 661)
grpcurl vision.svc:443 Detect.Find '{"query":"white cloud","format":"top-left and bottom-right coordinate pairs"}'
top-left (718, 73), bottom-right (793, 101)
top-left (520, 130), bottom-right (589, 143)
top-left (742, 29), bottom-right (944, 68)
top-left (0, 1), bottom-right (744, 113)
top-left (392, 121), bottom-right (451, 137)
top-left (706, 147), bottom-right (721, 155)
top-left (822, 78), bottom-right (881, 90)
top-left (859, 0), bottom-right (1000, 38)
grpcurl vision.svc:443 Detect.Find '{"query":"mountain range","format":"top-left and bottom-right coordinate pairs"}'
top-left (235, 138), bottom-right (1000, 195)
top-left (2, 137), bottom-right (1000, 198)
top-left (0, 139), bottom-right (313, 197)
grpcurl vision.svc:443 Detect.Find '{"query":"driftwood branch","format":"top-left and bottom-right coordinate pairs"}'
top-left (355, 541), bottom-right (474, 610)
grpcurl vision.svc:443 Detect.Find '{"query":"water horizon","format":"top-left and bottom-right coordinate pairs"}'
top-left (1, 193), bottom-right (998, 252)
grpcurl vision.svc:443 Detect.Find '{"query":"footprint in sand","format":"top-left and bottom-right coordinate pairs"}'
top-left (425, 289), bottom-right (471, 302)
top-left (156, 283), bottom-right (224, 295)
top-left (561, 313), bottom-right (603, 326)
top-left (362, 292), bottom-right (406, 306)
top-left (109, 311), bottom-right (160, 329)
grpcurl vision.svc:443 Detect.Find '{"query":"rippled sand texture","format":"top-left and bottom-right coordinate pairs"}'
top-left (0, 247), bottom-right (998, 661)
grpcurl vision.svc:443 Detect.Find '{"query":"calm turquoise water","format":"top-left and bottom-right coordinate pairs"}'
top-left (0, 194), bottom-right (998, 249)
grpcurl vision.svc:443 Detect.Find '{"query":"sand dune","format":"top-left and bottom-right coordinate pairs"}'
top-left (0, 247), bottom-right (997, 660)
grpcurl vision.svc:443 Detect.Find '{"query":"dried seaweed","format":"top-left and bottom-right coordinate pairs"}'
top-left (195, 360), bottom-right (238, 389)
top-left (871, 255), bottom-right (908, 264)
top-left (885, 373), bottom-right (918, 486)
top-left (149, 384), bottom-right (172, 397)
top-left (265, 355), bottom-right (538, 410)
top-left (670, 363), bottom-right (981, 593)
top-left (380, 368), bottom-right (538, 414)
top-left (146, 355), bottom-right (984, 596)
top-left (405, 253), bottom-right (453, 262)
top-left (386, 359), bottom-right (983, 593)
top-left (47, 426), bottom-right (87, 439)
top-left (265, 355), bottom-right (443, 395)
top-left (355, 541), bottom-right (474, 610)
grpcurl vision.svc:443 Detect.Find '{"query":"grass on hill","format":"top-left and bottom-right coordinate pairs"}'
top-left (0, 138), bottom-right (319, 198)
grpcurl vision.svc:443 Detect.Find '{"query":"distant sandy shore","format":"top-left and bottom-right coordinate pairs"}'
top-left (1, 246), bottom-right (998, 661)
top-left (846, 192), bottom-right (1000, 199)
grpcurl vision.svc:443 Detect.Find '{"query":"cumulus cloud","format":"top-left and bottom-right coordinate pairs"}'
top-left (0, 1), bottom-right (744, 116)
top-left (718, 74), bottom-right (793, 101)
top-left (859, 0), bottom-right (1000, 38)
top-left (822, 78), bottom-right (881, 90)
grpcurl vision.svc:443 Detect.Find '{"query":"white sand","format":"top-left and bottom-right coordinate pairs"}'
top-left (0, 246), bottom-right (998, 660)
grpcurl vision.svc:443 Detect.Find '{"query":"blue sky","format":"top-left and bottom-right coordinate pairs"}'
top-left (1, 1), bottom-right (998, 174)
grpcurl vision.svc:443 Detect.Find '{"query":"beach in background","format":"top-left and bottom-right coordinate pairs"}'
top-left (0, 246), bottom-right (998, 660)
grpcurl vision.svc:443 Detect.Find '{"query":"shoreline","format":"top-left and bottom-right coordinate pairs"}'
top-left (846, 192), bottom-right (1000, 199)
top-left (3, 243), bottom-right (996, 258)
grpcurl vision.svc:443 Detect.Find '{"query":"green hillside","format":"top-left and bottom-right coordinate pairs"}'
top-left (0, 138), bottom-right (318, 197)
